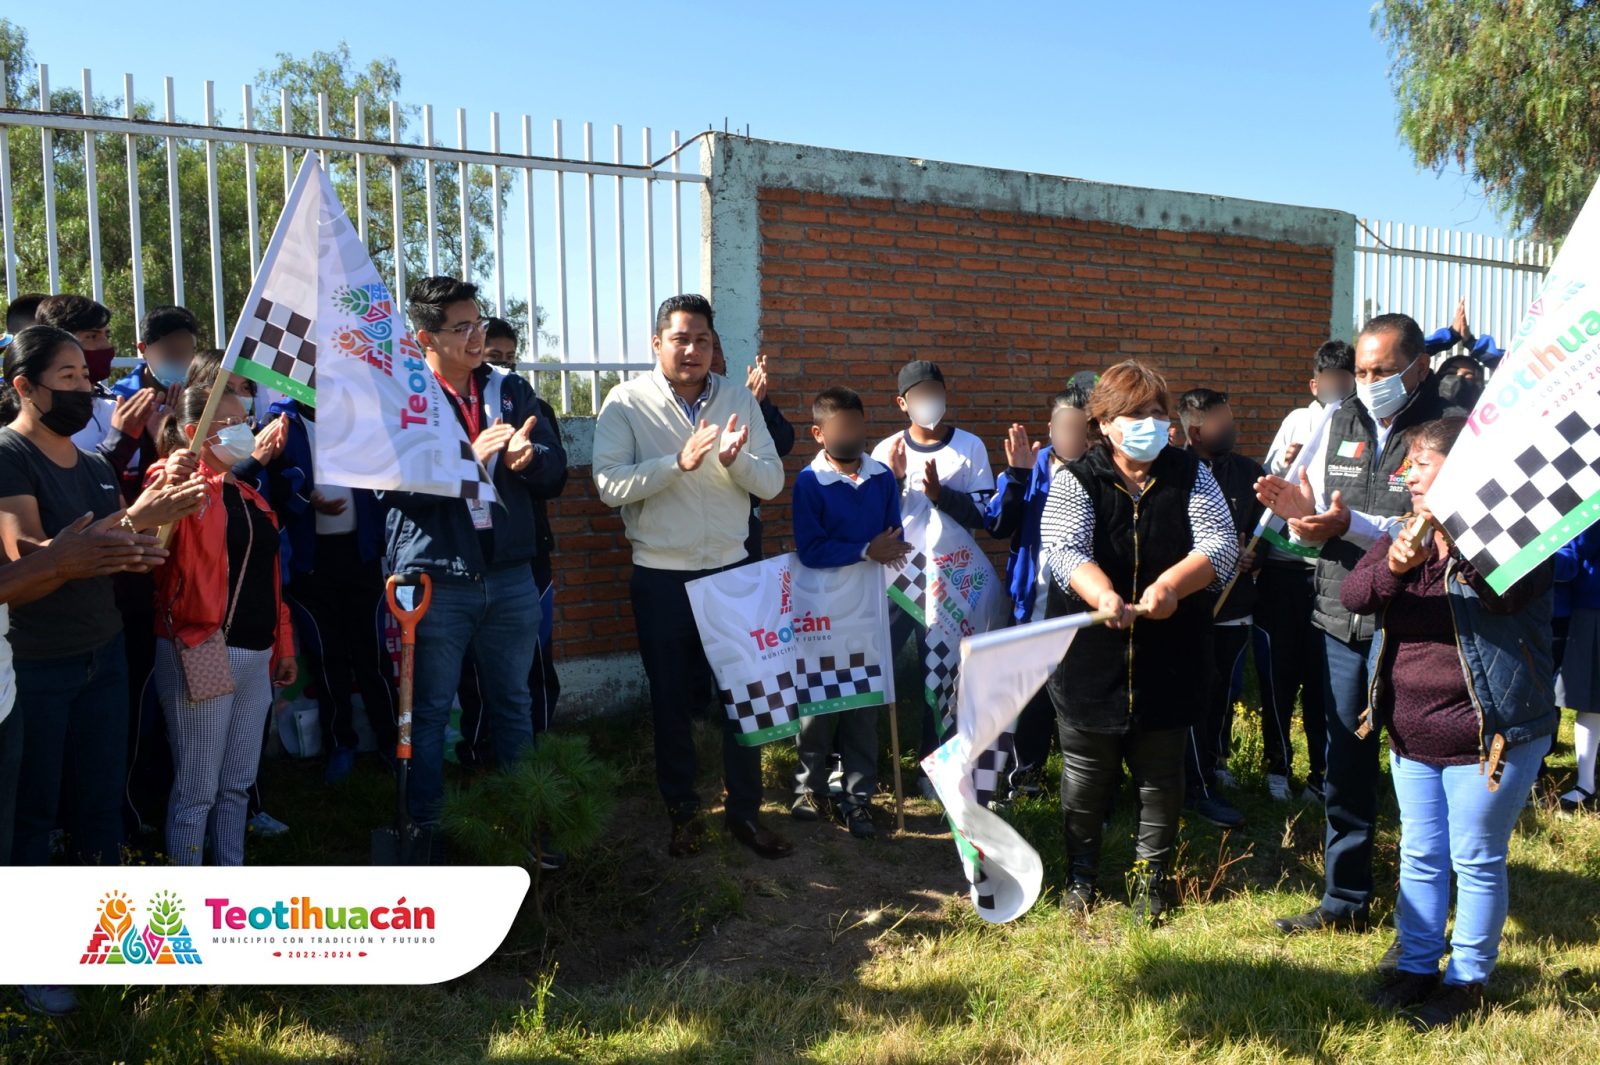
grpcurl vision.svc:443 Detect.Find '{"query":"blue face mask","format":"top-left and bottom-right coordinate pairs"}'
top-left (149, 360), bottom-right (187, 389)
top-left (1115, 416), bottom-right (1169, 462)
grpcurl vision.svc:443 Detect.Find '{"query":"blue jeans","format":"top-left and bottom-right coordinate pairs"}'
top-left (1321, 632), bottom-right (1380, 917)
top-left (10, 632), bottom-right (129, 865)
top-left (1390, 742), bottom-right (1542, 985)
top-left (400, 567), bottom-right (540, 825)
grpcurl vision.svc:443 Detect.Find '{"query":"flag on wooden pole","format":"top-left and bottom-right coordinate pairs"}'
top-left (222, 154), bottom-right (491, 501)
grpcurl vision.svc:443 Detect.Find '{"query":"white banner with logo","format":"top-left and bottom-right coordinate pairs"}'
top-left (0, 867), bottom-right (528, 984)
top-left (687, 555), bottom-right (895, 746)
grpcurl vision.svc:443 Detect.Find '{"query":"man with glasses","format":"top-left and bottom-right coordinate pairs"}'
top-left (1254, 312), bottom-right (1469, 943)
top-left (380, 278), bottom-right (566, 851)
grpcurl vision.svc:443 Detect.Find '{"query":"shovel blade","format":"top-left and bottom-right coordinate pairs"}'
top-left (370, 824), bottom-right (439, 866)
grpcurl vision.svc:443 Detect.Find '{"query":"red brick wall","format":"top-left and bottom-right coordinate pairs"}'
top-left (547, 187), bottom-right (1335, 662)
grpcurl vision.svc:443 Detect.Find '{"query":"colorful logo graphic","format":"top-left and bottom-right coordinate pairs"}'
top-left (331, 283), bottom-right (422, 377)
top-left (81, 890), bottom-right (203, 966)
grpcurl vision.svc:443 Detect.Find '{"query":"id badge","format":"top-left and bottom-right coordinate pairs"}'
top-left (468, 498), bottom-right (493, 530)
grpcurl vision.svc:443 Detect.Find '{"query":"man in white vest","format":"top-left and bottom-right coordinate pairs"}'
top-left (593, 294), bottom-right (792, 859)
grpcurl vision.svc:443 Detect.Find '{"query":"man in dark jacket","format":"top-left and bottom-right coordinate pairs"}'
top-left (380, 278), bottom-right (567, 831)
top-left (710, 334), bottom-right (794, 560)
top-left (1255, 313), bottom-right (1469, 937)
top-left (456, 317), bottom-right (569, 762)
top-left (1178, 388), bottom-right (1264, 830)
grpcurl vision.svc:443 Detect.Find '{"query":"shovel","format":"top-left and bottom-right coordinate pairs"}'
top-left (372, 572), bottom-right (437, 865)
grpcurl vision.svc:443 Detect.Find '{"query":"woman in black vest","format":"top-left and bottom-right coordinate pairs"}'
top-left (1039, 360), bottom-right (1238, 925)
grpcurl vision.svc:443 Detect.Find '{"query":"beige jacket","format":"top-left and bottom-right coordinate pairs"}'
top-left (593, 370), bottom-right (784, 571)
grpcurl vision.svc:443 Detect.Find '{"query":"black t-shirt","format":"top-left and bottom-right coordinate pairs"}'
top-left (0, 427), bottom-right (123, 659)
top-left (221, 484), bottom-right (279, 652)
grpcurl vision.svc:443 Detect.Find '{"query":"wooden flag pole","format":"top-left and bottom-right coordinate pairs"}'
top-left (154, 361), bottom-right (234, 547)
top-left (888, 699), bottom-right (906, 836)
top-left (1212, 529), bottom-right (1264, 618)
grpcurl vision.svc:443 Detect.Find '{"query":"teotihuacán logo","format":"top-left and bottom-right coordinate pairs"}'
top-left (81, 889), bottom-right (203, 966)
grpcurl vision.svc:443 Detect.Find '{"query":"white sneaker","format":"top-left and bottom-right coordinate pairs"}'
top-left (248, 811), bottom-right (290, 838)
top-left (1266, 774), bottom-right (1292, 802)
top-left (1214, 768), bottom-right (1238, 790)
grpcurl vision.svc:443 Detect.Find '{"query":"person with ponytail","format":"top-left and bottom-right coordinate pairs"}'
top-left (0, 325), bottom-right (206, 864)
top-left (1036, 359), bottom-right (1238, 927)
top-left (147, 382), bottom-right (295, 867)
top-left (1341, 416), bottom-right (1555, 1030)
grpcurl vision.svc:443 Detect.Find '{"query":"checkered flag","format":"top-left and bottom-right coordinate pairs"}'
top-left (970, 731), bottom-right (1016, 809)
top-left (212, 155), bottom-right (495, 503)
top-left (795, 652), bottom-right (885, 708)
top-left (1439, 409), bottom-right (1600, 581)
top-left (925, 629), bottom-right (961, 734)
top-left (718, 671), bottom-right (799, 741)
top-left (238, 297), bottom-right (317, 393)
top-left (888, 550), bottom-right (930, 623)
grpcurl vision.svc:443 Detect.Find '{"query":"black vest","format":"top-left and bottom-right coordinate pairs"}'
top-left (1204, 450), bottom-right (1266, 622)
top-left (1046, 445), bottom-right (1214, 733)
top-left (1314, 372), bottom-right (1466, 644)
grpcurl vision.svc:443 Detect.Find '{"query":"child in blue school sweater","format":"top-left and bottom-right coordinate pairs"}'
top-left (790, 387), bottom-right (911, 839)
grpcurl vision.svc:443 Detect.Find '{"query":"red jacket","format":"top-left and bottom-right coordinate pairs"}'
top-left (148, 461), bottom-right (294, 665)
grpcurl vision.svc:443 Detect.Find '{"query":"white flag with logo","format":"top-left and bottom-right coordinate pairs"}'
top-left (687, 556), bottom-right (895, 746)
top-left (1429, 176), bottom-right (1600, 592)
top-left (221, 154), bottom-right (491, 501)
top-left (922, 611), bottom-right (1103, 923)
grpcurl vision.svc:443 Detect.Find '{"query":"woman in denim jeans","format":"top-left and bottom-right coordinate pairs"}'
top-left (1341, 416), bottom-right (1556, 1031)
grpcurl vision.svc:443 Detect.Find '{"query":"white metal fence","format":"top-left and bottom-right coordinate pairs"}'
top-left (0, 62), bottom-right (707, 413)
top-left (1354, 219), bottom-right (1554, 349)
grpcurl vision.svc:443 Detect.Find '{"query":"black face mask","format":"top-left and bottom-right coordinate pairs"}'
top-left (826, 439), bottom-right (866, 464)
top-left (33, 386), bottom-right (97, 437)
top-left (1202, 427), bottom-right (1238, 455)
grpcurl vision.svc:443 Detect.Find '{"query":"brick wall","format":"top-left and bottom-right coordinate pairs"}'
top-left (547, 139), bottom-right (1345, 669)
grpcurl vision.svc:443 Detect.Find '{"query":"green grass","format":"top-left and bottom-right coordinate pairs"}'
top-left (3, 700), bottom-right (1598, 1065)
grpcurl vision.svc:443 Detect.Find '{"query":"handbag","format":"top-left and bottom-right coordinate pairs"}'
top-left (174, 487), bottom-right (255, 703)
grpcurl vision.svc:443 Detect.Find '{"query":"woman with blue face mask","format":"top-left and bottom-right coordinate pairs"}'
top-left (1038, 360), bottom-right (1239, 926)
top-left (148, 384), bottom-right (297, 866)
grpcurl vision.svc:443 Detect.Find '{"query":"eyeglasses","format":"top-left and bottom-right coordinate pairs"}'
top-left (436, 319), bottom-right (486, 338)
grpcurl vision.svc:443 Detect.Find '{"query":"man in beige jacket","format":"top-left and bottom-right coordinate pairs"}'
top-left (593, 294), bottom-right (793, 859)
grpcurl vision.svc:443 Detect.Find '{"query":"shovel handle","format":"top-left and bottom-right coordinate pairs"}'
top-left (385, 574), bottom-right (432, 761)
top-left (385, 573), bottom-right (433, 639)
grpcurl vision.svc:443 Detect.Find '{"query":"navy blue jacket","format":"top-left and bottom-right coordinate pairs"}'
top-left (1555, 529), bottom-right (1600, 618)
top-left (380, 365), bottom-right (567, 581)
top-left (254, 397), bottom-right (388, 574)
top-left (1363, 550), bottom-right (1557, 758)
top-left (987, 446), bottom-right (1058, 623)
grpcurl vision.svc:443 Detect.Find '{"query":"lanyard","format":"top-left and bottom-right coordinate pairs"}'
top-left (434, 372), bottom-right (481, 441)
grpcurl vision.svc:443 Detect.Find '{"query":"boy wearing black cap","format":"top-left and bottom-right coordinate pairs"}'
top-left (870, 359), bottom-right (996, 529)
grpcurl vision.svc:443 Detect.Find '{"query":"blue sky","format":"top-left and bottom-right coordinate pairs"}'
top-left (19, 1), bottom-right (1514, 357)
top-left (35, 1), bottom-right (1504, 228)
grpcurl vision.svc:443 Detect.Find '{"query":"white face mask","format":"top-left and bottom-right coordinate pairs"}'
top-left (906, 394), bottom-right (946, 431)
top-left (1356, 356), bottom-right (1419, 420)
top-left (209, 422), bottom-right (257, 466)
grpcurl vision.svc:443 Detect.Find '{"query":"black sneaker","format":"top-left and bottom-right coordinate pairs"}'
top-left (1273, 906), bottom-right (1370, 936)
top-left (843, 804), bottom-right (877, 840)
top-left (1408, 981), bottom-right (1484, 1031)
top-left (1060, 880), bottom-right (1097, 915)
top-left (1377, 934), bottom-right (1403, 973)
top-left (1186, 794), bottom-right (1246, 829)
top-left (1558, 786), bottom-right (1598, 814)
top-left (1301, 775), bottom-right (1326, 803)
top-left (1367, 967), bottom-right (1439, 1011)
